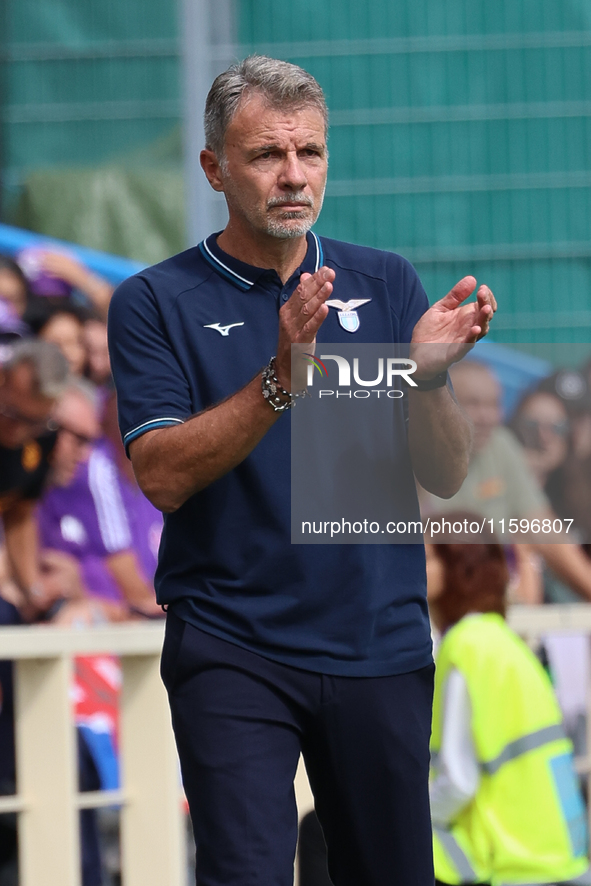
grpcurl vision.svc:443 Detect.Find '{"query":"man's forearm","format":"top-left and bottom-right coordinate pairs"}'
top-left (106, 550), bottom-right (161, 616)
top-left (532, 542), bottom-right (591, 601)
top-left (130, 372), bottom-right (281, 512)
top-left (3, 500), bottom-right (40, 590)
top-left (2, 500), bottom-right (45, 618)
top-left (407, 387), bottom-right (472, 498)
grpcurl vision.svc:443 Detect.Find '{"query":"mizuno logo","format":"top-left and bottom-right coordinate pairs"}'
top-left (204, 322), bottom-right (245, 336)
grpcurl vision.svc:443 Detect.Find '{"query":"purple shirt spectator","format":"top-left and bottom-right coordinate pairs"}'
top-left (119, 476), bottom-right (162, 580)
top-left (37, 445), bottom-right (134, 603)
top-left (96, 435), bottom-right (162, 580)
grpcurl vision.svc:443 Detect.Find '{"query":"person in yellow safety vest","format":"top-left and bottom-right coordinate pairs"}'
top-left (426, 531), bottom-right (590, 886)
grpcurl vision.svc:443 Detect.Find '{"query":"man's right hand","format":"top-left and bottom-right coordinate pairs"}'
top-left (275, 266), bottom-right (335, 391)
top-left (128, 266), bottom-right (335, 513)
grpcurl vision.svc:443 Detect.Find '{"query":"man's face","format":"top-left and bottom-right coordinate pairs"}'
top-left (451, 364), bottom-right (502, 453)
top-left (51, 390), bottom-right (100, 487)
top-left (206, 92), bottom-right (328, 240)
top-left (0, 268), bottom-right (27, 318)
top-left (516, 392), bottom-right (569, 478)
top-left (83, 320), bottom-right (111, 385)
top-left (0, 363), bottom-right (55, 449)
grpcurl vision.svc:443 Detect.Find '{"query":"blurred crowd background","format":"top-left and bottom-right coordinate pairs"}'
top-left (2, 0), bottom-right (591, 884)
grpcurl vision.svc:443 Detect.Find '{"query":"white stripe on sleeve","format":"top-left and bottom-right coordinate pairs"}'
top-left (430, 668), bottom-right (480, 827)
top-left (88, 448), bottom-right (133, 553)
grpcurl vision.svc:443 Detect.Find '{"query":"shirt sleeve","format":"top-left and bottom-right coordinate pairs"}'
top-left (107, 274), bottom-right (192, 452)
top-left (430, 668), bottom-right (480, 826)
top-left (395, 256), bottom-right (430, 343)
top-left (87, 448), bottom-right (133, 555)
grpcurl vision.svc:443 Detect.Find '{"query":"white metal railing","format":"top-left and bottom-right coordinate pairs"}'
top-left (0, 605), bottom-right (590, 885)
top-left (0, 622), bottom-right (183, 886)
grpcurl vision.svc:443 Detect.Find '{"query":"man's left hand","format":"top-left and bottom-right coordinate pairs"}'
top-left (410, 276), bottom-right (497, 378)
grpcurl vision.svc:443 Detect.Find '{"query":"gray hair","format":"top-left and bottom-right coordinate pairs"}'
top-left (4, 339), bottom-right (70, 399)
top-left (204, 55), bottom-right (328, 158)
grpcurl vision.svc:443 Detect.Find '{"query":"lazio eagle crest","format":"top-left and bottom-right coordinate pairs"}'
top-left (325, 299), bottom-right (371, 333)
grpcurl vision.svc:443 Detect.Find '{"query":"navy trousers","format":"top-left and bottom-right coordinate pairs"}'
top-left (161, 611), bottom-right (435, 886)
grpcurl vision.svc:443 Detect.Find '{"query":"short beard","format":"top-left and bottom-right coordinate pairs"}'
top-left (221, 166), bottom-right (326, 240)
top-left (264, 191), bottom-right (324, 240)
top-left (265, 215), bottom-right (314, 239)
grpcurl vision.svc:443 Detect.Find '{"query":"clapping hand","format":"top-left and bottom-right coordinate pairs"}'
top-left (410, 276), bottom-right (497, 379)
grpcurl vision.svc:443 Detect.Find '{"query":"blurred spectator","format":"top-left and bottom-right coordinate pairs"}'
top-left (426, 537), bottom-right (589, 886)
top-left (509, 378), bottom-right (591, 755)
top-left (510, 389), bottom-right (570, 495)
top-left (40, 251), bottom-right (114, 319)
top-left (424, 361), bottom-right (547, 522)
top-left (0, 340), bottom-right (72, 885)
top-left (0, 252), bottom-right (147, 886)
top-left (18, 248), bottom-right (113, 320)
top-left (83, 318), bottom-right (114, 441)
top-left (37, 379), bottom-right (162, 620)
top-left (0, 255), bottom-right (30, 319)
top-left (83, 319), bottom-right (112, 388)
top-left (99, 387), bottom-right (163, 599)
top-left (26, 300), bottom-right (114, 398)
top-left (509, 386), bottom-right (582, 604)
top-left (539, 371), bottom-right (591, 546)
top-left (0, 302), bottom-right (27, 364)
top-left (101, 389), bottom-right (134, 484)
top-left (35, 380), bottom-right (123, 625)
top-left (544, 369), bottom-right (591, 416)
top-left (0, 339), bottom-right (72, 620)
top-left (31, 308), bottom-right (86, 375)
top-left (18, 247), bottom-right (73, 298)
top-left (423, 360), bottom-right (591, 602)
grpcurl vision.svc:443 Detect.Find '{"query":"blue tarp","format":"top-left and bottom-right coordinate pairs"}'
top-left (0, 222), bottom-right (143, 286)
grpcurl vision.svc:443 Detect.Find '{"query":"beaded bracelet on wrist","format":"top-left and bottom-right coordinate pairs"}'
top-left (261, 357), bottom-right (307, 412)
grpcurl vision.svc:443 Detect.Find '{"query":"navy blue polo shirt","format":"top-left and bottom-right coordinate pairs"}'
top-left (107, 230), bottom-right (432, 676)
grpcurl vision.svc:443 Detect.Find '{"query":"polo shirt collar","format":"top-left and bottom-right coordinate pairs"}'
top-left (198, 230), bottom-right (324, 291)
